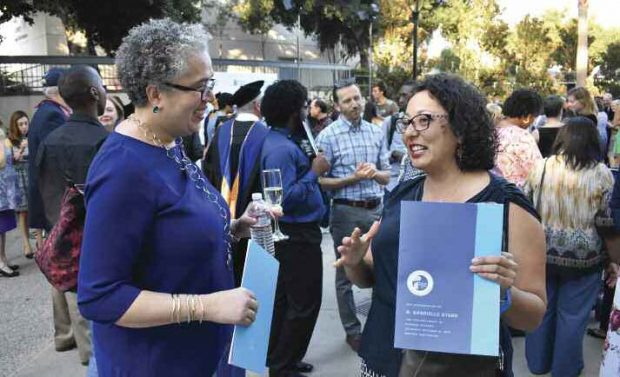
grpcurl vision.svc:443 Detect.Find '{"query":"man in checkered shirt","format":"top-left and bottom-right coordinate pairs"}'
top-left (316, 81), bottom-right (390, 353)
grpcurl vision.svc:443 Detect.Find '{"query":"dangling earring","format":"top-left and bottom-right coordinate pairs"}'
top-left (153, 105), bottom-right (160, 114)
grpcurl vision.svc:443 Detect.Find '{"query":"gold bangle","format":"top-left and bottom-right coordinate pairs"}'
top-left (188, 295), bottom-right (195, 322)
top-left (186, 295), bottom-right (192, 324)
top-left (170, 294), bottom-right (175, 324)
top-left (191, 295), bottom-right (198, 322)
top-left (175, 294), bottom-right (182, 325)
top-left (198, 295), bottom-right (205, 324)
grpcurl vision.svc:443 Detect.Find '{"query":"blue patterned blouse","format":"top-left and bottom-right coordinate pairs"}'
top-left (0, 140), bottom-right (20, 212)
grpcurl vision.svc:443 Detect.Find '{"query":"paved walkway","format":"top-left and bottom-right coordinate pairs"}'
top-left (1, 230), bottom-right (604, 377)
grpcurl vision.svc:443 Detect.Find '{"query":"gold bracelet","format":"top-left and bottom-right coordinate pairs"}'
top-left (170, 294), bottom-right (175, 324)
top-left (191, 295), bottom-right (198, 322)
top-left (175, 294), bottom-right (182, 325)
top-left (198, 295), bottom-right (206, 324)
top-left (188, 295), bottom-right (195, 322)
top-left (186, 295), bottom-right (192, 324)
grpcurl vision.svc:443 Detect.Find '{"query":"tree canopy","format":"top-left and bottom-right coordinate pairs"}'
top-left (233, 0), bottom-right (386, 65)
top-left (371, 1), bottom-right (620, 97)
top-left (2, 0), bottom-right (620, 96)
top-left (0, 0), bottom-right (201, 55)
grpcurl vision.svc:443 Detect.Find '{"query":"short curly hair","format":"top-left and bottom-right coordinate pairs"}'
top-left (261, 80), bottom-right (308, 128)
top-left (115, 18), bottom-right (210, 107)
top-left (503, 88), bottom-right (543, 118)
top-left (411, 73), bottom-right (497, 171)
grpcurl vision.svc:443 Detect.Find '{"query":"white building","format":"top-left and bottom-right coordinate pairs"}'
top-left (0, 13), bottom-right (68, 55)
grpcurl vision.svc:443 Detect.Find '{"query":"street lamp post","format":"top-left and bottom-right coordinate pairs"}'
top-left (368, 21), bottom-right (373, 99)
top-left (367, 3), bottom-right (379, 100)
top-left (297, 11), bottom-right (301, 81)
top-left (411, 0), bottom-right (421, 79)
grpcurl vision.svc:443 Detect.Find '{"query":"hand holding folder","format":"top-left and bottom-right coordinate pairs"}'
top-left (228, 241), bottom-right (280, 374)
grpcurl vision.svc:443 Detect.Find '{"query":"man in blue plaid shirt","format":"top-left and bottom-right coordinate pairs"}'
top-left (316, 82), bottom-right (390, 352)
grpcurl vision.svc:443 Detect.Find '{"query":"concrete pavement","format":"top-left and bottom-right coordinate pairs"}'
top-left (1, 230), bottom-right (605, 376)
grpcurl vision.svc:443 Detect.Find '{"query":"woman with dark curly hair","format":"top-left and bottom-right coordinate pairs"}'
top-left (493, 89), bottom-right (543, 189)
top-left (336, 73), bottom-right (547, 377)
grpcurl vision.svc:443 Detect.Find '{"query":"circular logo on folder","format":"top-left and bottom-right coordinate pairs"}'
top-left (407, 270), bottom-right (434, 296)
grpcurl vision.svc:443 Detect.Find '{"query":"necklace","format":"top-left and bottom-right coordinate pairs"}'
top-left (128, 115), bottom-right (233, 270)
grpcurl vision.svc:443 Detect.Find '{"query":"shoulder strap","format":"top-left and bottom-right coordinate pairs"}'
top-left (535, 158), bottom-right (548, 212)
top-left (502, 201), bottom-right (510, 254)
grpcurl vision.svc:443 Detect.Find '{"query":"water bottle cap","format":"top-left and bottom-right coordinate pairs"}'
top-left (251, 192), bottom-right (263, 200)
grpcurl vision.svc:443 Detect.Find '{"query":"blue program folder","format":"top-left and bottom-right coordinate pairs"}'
top-left (228, 240), bottom-right (279, 373)
top-left (394, 201), bottom-right (503, 356)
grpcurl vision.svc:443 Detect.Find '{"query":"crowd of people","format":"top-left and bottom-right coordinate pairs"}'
top-left (2, 17), bottom-right (620, 377)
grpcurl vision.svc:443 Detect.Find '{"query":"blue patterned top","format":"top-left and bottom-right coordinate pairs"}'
top-left (0, 140), bottom-right (20, 212)
top-left (316, 116), bottom-right (390, 200)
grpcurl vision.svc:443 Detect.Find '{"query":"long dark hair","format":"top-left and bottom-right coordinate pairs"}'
top-left (363, 102), bottom-right (377, 123)
top-left (8, 110), bottom-right (29, 147)
top-left (552, 116), bottom-right (600, 170)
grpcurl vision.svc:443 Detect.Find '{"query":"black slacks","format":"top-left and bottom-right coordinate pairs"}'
top-left (232, 238), bottom-right (248, 287)
top-left (268, 222), bottom-right (323, 377)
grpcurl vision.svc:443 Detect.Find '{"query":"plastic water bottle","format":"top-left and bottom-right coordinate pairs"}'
top-left (249, 193), bottom-right (275, 255)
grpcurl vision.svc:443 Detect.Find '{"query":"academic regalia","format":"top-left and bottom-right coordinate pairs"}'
top-left (203, 80), bottom-right (267, 285)
top-left (203, 118), bottom-right (268, 218)
top-left (203, 118), bottom-right (268, 286)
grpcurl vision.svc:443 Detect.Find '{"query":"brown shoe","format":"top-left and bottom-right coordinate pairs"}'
top-left (346, 334), bottom-right (361, 352)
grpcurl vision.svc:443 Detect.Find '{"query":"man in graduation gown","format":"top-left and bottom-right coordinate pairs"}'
top-left (203, 80), bottom-right (269, 286)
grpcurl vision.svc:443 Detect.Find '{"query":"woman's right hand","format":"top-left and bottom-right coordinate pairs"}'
top-left (206, 287), bottom-right (258, 326)
top-left (334, 221), bottom-right (380, 268)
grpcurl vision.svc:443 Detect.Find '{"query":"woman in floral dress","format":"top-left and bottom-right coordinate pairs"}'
top-left (0, 127), bottom-right (20, 277)
top-left (7, 110), bottom-right (33, 258)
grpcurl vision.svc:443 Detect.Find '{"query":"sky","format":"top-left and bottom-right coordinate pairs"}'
top-left (498, 0), bottom-right (618, 28)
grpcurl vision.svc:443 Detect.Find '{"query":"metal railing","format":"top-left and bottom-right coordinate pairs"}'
top-left (0, 55), bottom-right (352, 96)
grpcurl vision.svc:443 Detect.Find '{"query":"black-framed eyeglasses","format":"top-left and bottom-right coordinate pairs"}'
top-left (396, 112), bottom-right (449, 133)
top-left (162, 78), bottom-right (216, 101)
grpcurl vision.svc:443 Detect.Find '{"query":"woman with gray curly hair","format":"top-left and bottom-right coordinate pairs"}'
top-left (77, 18), bottom-right (262, 376)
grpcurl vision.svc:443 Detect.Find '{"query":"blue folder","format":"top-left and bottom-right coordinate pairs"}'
top-left (228, 240), bottom-right (280, 373)
top-left (394, 201), bottom-right (503, 356)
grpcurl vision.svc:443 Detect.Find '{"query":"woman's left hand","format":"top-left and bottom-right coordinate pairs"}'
top-left (470, 252), bottom-right (518, 291)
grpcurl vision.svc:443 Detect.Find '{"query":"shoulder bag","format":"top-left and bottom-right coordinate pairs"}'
top-left (35, 185), bottom-right (85, 291)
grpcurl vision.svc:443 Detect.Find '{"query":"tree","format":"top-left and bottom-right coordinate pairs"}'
top-left (233, 0), bottom-right (381, 66)
top-left (424, 0), bottom-right (503, 82)
top-left (500, 16), bottom-right (564, 95)
top-left (0, 0), bottom-right (202, 55)
top-left (601, 42), bottom-right (620, 78)
top-left (597, 42), bottom-right (620, 96)
top-left (372, 0), bottom-right (444, 83)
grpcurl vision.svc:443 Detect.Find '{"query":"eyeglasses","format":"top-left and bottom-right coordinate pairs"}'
top-left (396, 112), bottom-right (449, 133)
top-left (163, 79), bottom-right (216, 101)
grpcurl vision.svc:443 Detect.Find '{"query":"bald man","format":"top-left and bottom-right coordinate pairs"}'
top-left (36, 65), bottom-right (108, 366)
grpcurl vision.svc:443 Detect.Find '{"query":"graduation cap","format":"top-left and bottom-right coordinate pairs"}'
top-left (232, 80), bottom-right (264, 108)
top-left (43, 67), bottom-right (66, 87)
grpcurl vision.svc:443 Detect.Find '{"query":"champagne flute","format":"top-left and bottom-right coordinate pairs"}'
top-left (261, 169), bottom-right (289, 241)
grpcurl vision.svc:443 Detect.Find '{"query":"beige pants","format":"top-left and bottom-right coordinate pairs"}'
top-left (52, 287), bottom-right (92, 363)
